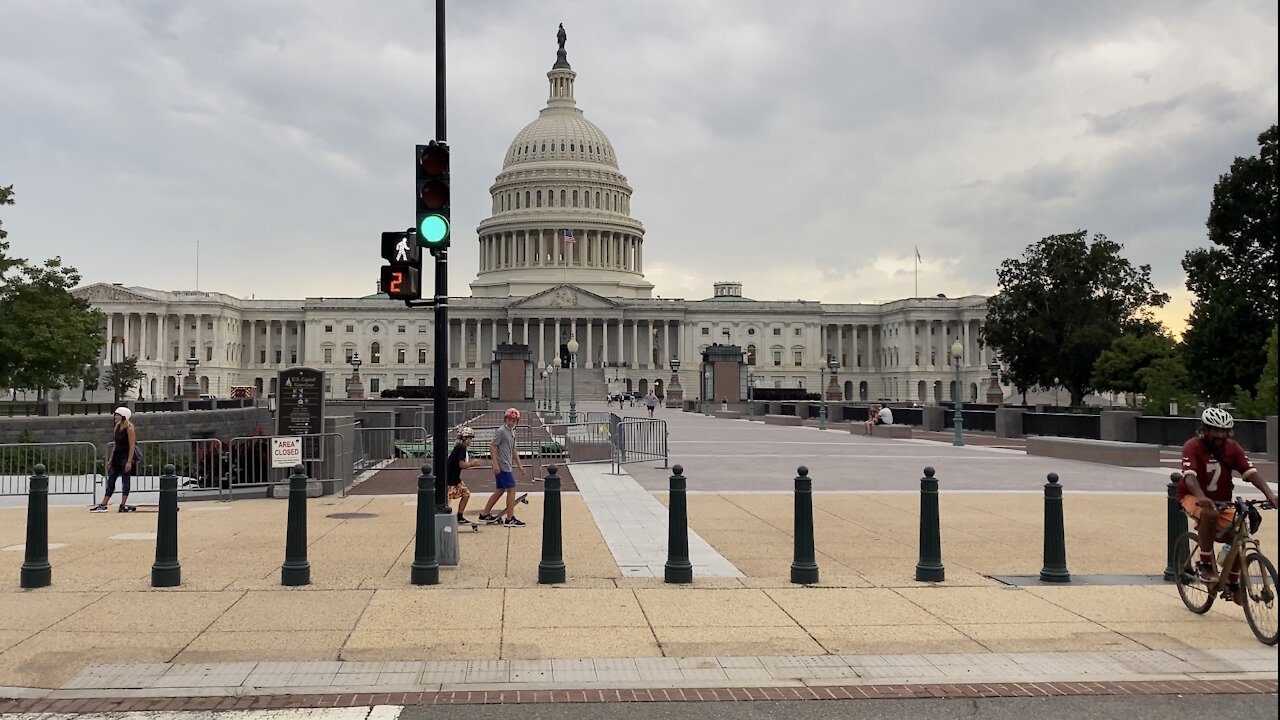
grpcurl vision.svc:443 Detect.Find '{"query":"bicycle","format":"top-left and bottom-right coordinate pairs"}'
top-left (1172, 497), bottom-right (1277, 645)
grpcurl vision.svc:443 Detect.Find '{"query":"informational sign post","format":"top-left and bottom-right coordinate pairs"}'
top-left (271, 436), bottom-right (303, 469)
top-left (276, 368), bottom-right (325, 437)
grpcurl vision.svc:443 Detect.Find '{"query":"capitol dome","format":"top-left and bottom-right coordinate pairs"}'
top-left (471, 32), bottom-right (652, 300)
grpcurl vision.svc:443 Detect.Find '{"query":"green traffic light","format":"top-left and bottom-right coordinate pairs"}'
top-left (419, 214), bottom-right (450, 245)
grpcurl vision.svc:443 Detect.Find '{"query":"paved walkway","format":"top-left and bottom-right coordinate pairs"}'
top-left (2, 402), bottom-right (1276, 707)
top-left (571, 463), bottom-right (741, 578)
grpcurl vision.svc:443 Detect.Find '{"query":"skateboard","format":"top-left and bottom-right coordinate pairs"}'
top-left (469, 493), bottom-right (529, 530)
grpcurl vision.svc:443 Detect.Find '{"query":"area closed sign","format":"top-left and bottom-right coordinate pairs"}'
top-left (271, 436), bottom-right (303, 468)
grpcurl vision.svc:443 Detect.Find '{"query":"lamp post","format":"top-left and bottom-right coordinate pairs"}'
top-left (110, 337), bottom-right (125, 404)
top-left (182, 355), bottom-right (201, 399)
top-left (1053, 376), bottom-right (1060, 408)
top-left (667, 357), bottom-right (682, 409)
top-left (567, 336), bottom-right (579, 423)
top-left (347, 352), bottom-right (363, 399)
top-left (820, 357), bottom-right (838, 430)
top-left (547, 362), bottom-right (560, 418)
top-left (702, 369), bottom-right (712, 416)
top-left (174, 371), bottom-right (183, 400)
top-left (951, 339), bottom-right (964, 447)
top-left (540, 369), bottom-right (548, 410)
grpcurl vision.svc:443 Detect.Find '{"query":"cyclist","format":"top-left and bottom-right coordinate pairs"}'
top-left (1178, 407), bottom-right (1278, 595)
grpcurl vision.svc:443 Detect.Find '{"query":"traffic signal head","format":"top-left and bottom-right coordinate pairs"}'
top-left (416, 141), bottom-right (450, 252)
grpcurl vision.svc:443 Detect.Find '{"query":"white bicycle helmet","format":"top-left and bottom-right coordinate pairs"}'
top-left (457, 426), bottom-right (475, 440)
top-left (1201, 407), bottom-right (1234, 429)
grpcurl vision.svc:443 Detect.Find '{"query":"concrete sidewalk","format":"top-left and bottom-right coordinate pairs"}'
top-left (2, 486), bottom-right (1277, 696)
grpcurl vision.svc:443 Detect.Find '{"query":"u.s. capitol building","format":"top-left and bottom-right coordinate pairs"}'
top-left (74, 38), bottom-right (994, 405)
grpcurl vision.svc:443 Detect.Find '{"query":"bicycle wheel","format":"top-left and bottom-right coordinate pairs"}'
top-left (1173, 531), bottom-right (1215, 613)
top-left (1242, 552), bottom-right (1278, 646)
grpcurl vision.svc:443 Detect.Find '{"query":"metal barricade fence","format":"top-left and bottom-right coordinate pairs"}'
top-left (225, 432), bottom-right (346, 497)
top-left (353, 426), bottom-right (430, 473)
top-left (109, 439), bottom-right (226, 499)
top-left (612, 418), bottom-right (669, 472)
top-left (0, 442), bottom-right (100, 497)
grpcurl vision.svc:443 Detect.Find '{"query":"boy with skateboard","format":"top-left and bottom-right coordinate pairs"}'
top-left (448, 426), bottom-right (484, 527)
top-left (478, 408), bottom-right (528, 527)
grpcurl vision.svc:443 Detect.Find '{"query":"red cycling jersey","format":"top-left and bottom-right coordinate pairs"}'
top-left (1177, 437), bottom-right (1255, 504)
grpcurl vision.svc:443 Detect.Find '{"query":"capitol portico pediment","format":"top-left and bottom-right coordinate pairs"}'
top-left (511, 285), bottom-right (617, 311)
top-left (73, 283), bottom-right (156, 304)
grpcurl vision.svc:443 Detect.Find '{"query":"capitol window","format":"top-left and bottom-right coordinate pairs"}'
top-left (560, 189), bottom-right (566, 206)
top-left (324, 325), bottom-right (333, 333)
top-left (536, 191), bottom-right (542, 207)
top-left (548, 189), bottom-right (554, 207)
top-left (572, 190), bottom-right (578, 207)
top-left (370, 342), bottom-right (381, 364)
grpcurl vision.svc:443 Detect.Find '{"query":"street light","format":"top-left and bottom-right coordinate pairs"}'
top-left (540, 369), bottom-right (548, 410)
top-left (183, 355), bottom-right (200, 399)
top-left (110, 336), bottom-right (125, 404)
top-left (174, 371), bottom-right (183, 400)
top-left (546, 362), bottom-right (560, 418)
top-left (1053, 376), bottom-right (1060, 408)
top-left (748, 373), bottom-right (757, 419)
top-left (951, 339), bottom-right (964, 447)
top-left (347, 352), bottom-right (363, 399)
top-left (820, 357), bottom-right (839, 430)
top-left (567, 336), bottom-right (579, 423)
top-left (668, 357), bottom-right (681, 410)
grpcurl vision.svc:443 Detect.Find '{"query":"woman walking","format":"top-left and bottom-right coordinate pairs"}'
top-left (91, 407), bottom-right (138, 512)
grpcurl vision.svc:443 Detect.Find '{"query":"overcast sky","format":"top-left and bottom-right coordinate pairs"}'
top-left (2, 0), bottom-right (1276, 333)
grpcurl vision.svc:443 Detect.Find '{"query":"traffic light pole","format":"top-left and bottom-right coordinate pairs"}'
top-left (431, 0), bottom-right (450, 514)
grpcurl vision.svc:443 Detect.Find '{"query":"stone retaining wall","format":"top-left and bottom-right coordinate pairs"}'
top-left (0, 408), bottom-right (273, 447)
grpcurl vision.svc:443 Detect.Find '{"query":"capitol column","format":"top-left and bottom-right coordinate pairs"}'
top-left (630, 320), bottom-right (638, 369)
top-left (585, 320), bottom-right (593, 369)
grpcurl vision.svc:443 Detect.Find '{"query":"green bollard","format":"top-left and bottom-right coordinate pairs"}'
top-left (538, 465), bottom-right (566, 584)
top-left (1039, 472), bottom-right (1071, 583)
top-left (281, 464), bottom-right (311, 586)
top-left (20, 464), bottom-right (51, 589)
top-left (1163, 472), bottom-right (1185, 582)
top-left (790, 466), bottom-right (819, 584)
top-left (914, 466), bottom-right (945, 582)
top-left (151, 464), bottom-right (181, 587)
top-left (664, 464), bottom-right (693, 584)
top-left (411, 463), bottom-right (440, 585)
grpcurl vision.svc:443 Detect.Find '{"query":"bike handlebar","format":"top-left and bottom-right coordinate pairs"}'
top-left (1212, 499), bottom-right (1274, 511)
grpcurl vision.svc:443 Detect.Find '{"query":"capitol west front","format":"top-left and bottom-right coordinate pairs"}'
top-left (74, 39), bottom-right (994, 405)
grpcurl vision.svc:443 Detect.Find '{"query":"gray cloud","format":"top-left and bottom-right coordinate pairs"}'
top-left (0, 0), bottom-right (1275, 332)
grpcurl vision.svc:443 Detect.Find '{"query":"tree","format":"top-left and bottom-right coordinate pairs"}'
top-left (79, 364), bottom-right (100, 402)
top-left (1139, 356), bottom-right (1200, 416)
top-left (1233, 326), bottom-right (1278, 419)
top-left (981, 231), bottom-right (1169, 406)
top-left (1091, 332), bottom-right (1179, 397)
top-left (0, 258), bottom-right (106, 396)
top-left (102, 356), bottom-right (144, 404)
top-left (1182, 125), bottom-right (1278, 401)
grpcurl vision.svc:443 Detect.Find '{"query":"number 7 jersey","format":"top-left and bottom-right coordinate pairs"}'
top-left (1178, 437), bottom-right (1256, 503)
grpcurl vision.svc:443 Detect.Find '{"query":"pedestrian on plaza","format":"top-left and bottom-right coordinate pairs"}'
top-left (861, 404), bottom-right (881, 435)
top-left (644, 389), bottom-right (658, 418)
top-left (448, 426), bottom-right (484, 527)
top-left (91, 407), bottom-right (138, 512)
top-left (479, 408), bottom-right (528, 527)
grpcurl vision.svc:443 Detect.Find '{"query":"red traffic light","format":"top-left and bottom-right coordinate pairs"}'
top-left (419, 142), bottom-right (448, 175)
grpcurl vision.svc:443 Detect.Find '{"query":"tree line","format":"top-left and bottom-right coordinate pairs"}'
top-left (981, 125), bottom-right (1278, 418)
top-left (0, 185), bottom-right (142, 403)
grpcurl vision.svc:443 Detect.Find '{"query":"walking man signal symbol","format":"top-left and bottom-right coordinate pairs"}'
top-left (396, 236), bottom-right (411, 261)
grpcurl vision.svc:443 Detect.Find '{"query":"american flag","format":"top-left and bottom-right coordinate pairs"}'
top-left (563, 229), bottom-right (575, 244)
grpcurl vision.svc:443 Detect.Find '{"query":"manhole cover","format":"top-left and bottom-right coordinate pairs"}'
top-left (326, 512), bottom-right (378, 519)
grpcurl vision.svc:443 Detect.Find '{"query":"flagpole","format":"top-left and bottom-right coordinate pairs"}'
top-left (913, 246), bottom-right (918, 298)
